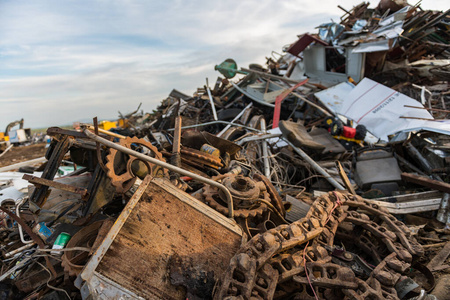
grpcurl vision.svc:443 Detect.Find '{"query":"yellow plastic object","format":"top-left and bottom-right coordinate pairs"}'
top-left (98, 121), bottom-right (117, 131)
top-left (200, 144), bottom-right (220, 157)
top-left (117, 119), bottom-right (128, 128)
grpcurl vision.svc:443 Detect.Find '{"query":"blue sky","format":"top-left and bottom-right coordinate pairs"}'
top-left (0, 0), bottom-right (447, 130)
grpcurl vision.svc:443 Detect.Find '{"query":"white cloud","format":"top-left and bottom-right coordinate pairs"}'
top-left (0, 0), bottom-right (447, 129)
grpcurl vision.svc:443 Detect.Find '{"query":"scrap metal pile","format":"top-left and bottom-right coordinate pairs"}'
top-left (0, 0), bottom-right (450, 299)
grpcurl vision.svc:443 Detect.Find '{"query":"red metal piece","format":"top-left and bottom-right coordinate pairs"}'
top-left (342, 126), bottom-right (357, 138)
top-left (287, 34), bottom-right (328, 57)
top-left (272, 79), bottom-right (309, 129)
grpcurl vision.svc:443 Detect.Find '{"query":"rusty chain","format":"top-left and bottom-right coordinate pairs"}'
top-left (214, 192), bottom-right (424, 300)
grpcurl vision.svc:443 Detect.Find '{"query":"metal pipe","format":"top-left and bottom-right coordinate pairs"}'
top-left (217, 103), bottom-right (253, 137)
top-left (0, 144), bottom-right (13, 158)
top-left (260, 119), bottom-right (271, 178)
top-left (4, 242), bottom-right (35, 258)
top-left (83, 129), bottom-right (234, 218)
top-left (283, 139), bottom-right (345, 190)
top-left (167, 120), bottom-right (263, 133)
top-left (16, 198), bottom-right (34, 244)
top-left (206, 85), bottom-right (218, 121)
top-left (83, 125), bottom-right (126, 139)
top-left (237, 133), bottom-right (282, 146)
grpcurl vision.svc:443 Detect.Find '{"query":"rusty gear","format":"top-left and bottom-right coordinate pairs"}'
top-left (202, 174), bottom-right (270, 219)
top-left (105, 136), bottom-right (166, 193)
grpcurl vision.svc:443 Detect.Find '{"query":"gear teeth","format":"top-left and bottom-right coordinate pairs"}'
top-left (104, 136), bottom-right (167, 193)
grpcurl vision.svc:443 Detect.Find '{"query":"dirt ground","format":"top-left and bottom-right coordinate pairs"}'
top-left (0, 143), bottom-right (47, 168)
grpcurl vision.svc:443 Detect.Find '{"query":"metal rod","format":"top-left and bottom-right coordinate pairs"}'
top-left (217, 103), bottom-right (253, 137)
top-left (4, 243), bottom-right (36, 258)
top-left (260, 119), bottom-right (271, 178)
top-left (0, 157), bottom-right (47, 173)
top-left (284, 139), bottom-right (345, 190)
top-left (241, 67), bottom-right (316, 88)
top-left (270, 81), bottom-right (332, 117)
top-left (83, 124), bottom-right (126, 139)
top-left (237, 133), bottom-right (282, 145)
top-left (23, 174), bottom-right (88, 196)
top-left (167, 120), bottom-right (263, 133)
top-left (16, 198), bottom-right (34, 244)
top-left (83, 129), bottom-right (234, 218)
top-left (206, 78), bottom-right (218, 121)
top-left (404, 105), bottom-right (450, 113)
top-left (0, 144), bottom-right (13, 158)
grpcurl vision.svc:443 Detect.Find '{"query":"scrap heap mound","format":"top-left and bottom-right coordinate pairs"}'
top-left (0, 0), bottom-right (449, 299)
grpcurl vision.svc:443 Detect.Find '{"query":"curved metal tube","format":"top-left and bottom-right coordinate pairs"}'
top-left (16, 197), bottom-right (34, 244)
top-left (284, 139), bottom-right (345, 191)
top-left (83, 129), bottom-right (234, 218)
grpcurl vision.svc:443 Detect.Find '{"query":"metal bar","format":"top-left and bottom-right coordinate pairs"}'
top-left (0, 206), bottom-right (57, 277)
top-left (260, 119), bottom-right (271, 178)
top-left (84, 125), bottom-right (126, 139)
top-left (172, 116), bottom-right (182, 155)
top-left (0, 144), bottom-right (13, 158)
top-left (47, 127), bottom-right (87, 138)
top-left (4, 243), bottom-right (36, 258)
top-left (403, 105), bottom-right (450, 113)
top-left (83, 129), bottom-right (234, 218)
top-left (0, 256), bottom-right (33, 282)
top-left (427, 241), bottom-right (450, 272)
top-left (93, 117), bottom-right (109, 174)
top-left (401, 172), bottom-right (450, 194)
top-left (394, 153), bottom-right (427, 176)
top-left (270, 81), bottom-right (332, 117)
top-left (16, 198), bottom-right (34, 244)
top-left (167, 120), bottom-right (263, 133)
top-left (272, 79), bottom-right (309, 128)
top-left (399, 116), bottom-right (436, 121)
top-left (0, 157), bottom-right (47, 173)
top-left (284, 139), bottom-right (345, 190)
top-left (236, 133), bottom-right (282, 145)
top-left (241, 67), bottom-right (316, 88)
top-left (335, 161), bottom-right (356, 195)
top-left (206, 79), bottom-right (218, 121)
top-left (23, 174), bottom-right (88, 197)
top-left (79, 175), bottom-right (153, 284)
top-left (171, 116), bottom-right (182, 169)
top-left (217, 103), bottom-right (253, 137)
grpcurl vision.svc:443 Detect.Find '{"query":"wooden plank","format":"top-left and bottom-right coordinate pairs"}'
top-left (427, 242), bottom-right (450, 272)
top-left (375, 190), bottom-right (442, 203)
top-left (96, 179), bottom-right (242, 299)
top-left (401, 172), bottom-right (450, 193)
top-left (365, 198), bottom-right (441, 214)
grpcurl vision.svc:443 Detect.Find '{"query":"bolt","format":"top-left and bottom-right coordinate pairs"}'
top-left (344, 252), bottom-right (352, 259)
top-left (235, 177), bottom-right (248, 190)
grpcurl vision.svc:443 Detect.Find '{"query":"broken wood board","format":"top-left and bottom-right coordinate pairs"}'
top-left (365, 198), bottom-right (441, 214)
top-left (94, 178), bottom-right (242, 299)
top-left (401, 173), bottom-right (450, 194)
top-left (427, 241), bottom-right (450, 272)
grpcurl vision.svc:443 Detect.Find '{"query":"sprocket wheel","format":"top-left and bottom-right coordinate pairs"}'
top-left (105, 136), bottom-right (166, 193)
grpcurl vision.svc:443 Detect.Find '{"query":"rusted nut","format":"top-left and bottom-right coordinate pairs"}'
top-left (343, 252), bottom-right (353, 260)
